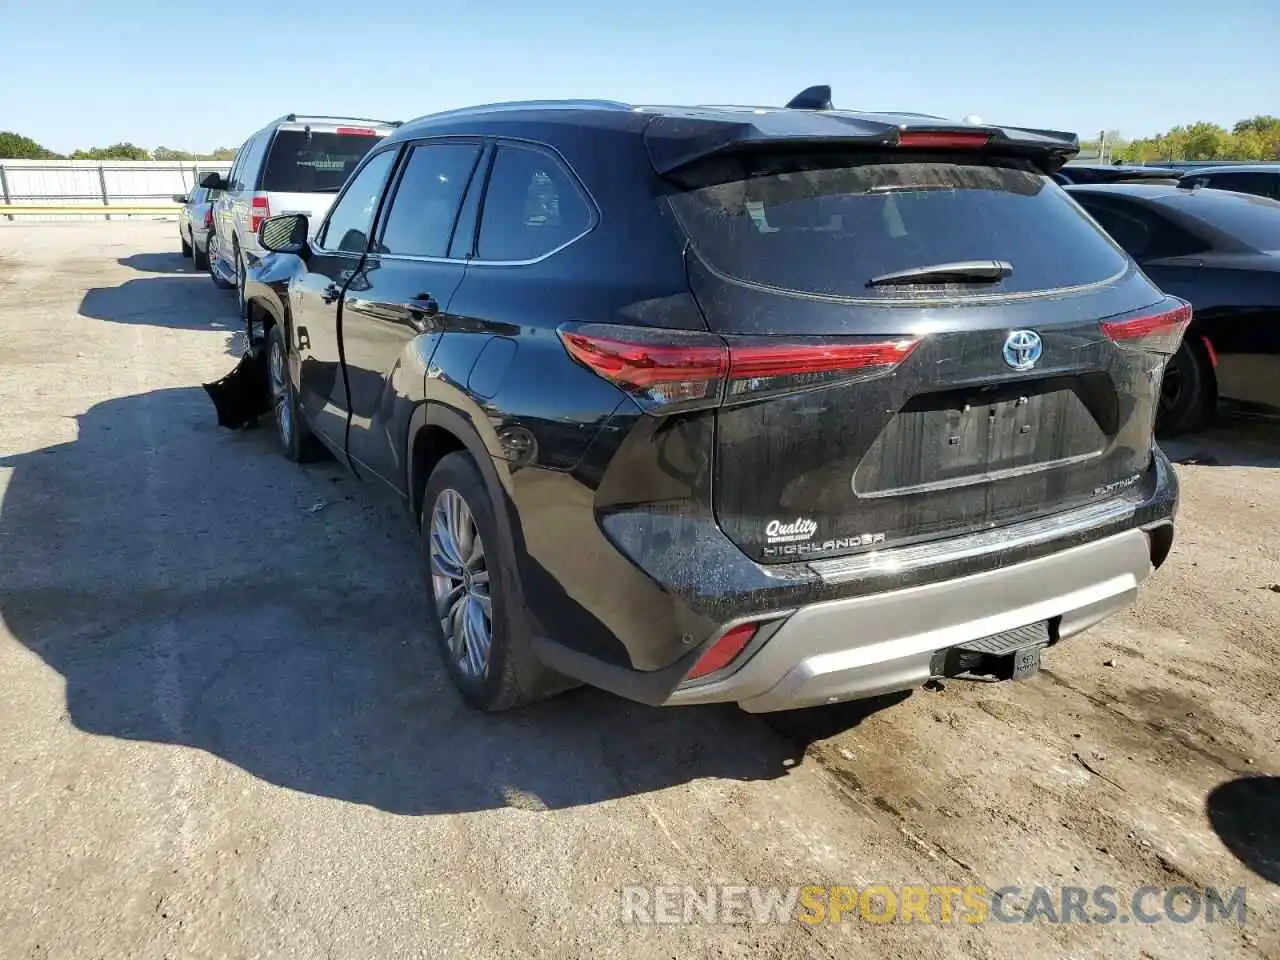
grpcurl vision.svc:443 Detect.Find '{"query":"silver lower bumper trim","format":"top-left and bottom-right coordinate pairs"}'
top-left (665, 527), bottom-right (1152, 713)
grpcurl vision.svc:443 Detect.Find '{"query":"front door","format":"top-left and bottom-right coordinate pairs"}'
top-left (290, 147), bottom-right (399, 453)
top-left (342, 140), bottom-right (484, 490)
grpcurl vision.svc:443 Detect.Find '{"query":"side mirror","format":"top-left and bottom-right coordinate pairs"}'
top-left (259, 213), bottom-right (310, 256)
top-left (199, 172), bottom-right (226, 190)
top-left (172, 193), bottom-right (189, 204)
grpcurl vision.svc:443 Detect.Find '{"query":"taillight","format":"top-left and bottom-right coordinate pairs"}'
top-left (686, 623), bottom-right (758, 681)
top-left (204, 207), bottom-right (214, 230)
top-left (896, 131), bottom-right (992, 149)
top-left (557, 323), bottom-right (919, 412)
top-left (249, 194), bottom-right (271, 234)
top-left (1101, 299), bottom-right (1192, 356)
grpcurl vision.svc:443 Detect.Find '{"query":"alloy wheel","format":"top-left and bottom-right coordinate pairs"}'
top-left (429, 489), bottom-right (492, 679)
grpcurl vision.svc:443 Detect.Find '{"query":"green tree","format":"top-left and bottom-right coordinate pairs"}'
top-left (207, 146), bottom-right (237, 160)
top-left (153, 146), bottom-right (196, 161)
top-left (0, 131), bottom-right (61, 159)
top-left (70, 142), bottom-right (151, 161)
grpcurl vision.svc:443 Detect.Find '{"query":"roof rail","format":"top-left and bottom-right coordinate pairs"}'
top-left (277, 114), bottom-right (398, 126)
top-left (408, 99), bottom-right (633, 124)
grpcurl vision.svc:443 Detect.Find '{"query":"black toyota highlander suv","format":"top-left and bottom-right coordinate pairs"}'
top-left (230, 87), bottom-right (1181, 714)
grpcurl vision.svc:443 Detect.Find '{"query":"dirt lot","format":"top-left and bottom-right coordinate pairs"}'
top-left (0, 220), bottom-right (1277, 959)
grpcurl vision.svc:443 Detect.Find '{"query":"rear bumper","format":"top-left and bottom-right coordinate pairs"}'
top-left (530, 445), bottom-right (1177, 712)
top-left (665, 525), bottom-right (1152, 712)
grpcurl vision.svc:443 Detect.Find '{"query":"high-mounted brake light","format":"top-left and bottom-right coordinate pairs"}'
top-left (896, 131), bottom-right (992, 149)
top-left (249, 194), bottom-right (271, 234)
top-left (557, 324), bottom-right (919, 412)
top-left (336, 126), bottom-right (379, 136)
top-left (1101, 300), bottom-right (1192, 356)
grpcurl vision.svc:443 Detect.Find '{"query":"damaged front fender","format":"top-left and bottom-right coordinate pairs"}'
top-left (204, 251), bottom-right (305, 430)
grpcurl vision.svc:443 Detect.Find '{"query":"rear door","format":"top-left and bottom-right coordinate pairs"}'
top-left (290, 147), bottom-right (399, 453)
top-left (665, 152), bottom-right (1179, 563)
top-left (342, 139), bottom-right (484, 489)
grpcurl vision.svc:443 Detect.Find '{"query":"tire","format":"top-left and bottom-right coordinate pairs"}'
top-left (181, 230), bottom-right (193, 258)
top-left (208, 232), bottom-right (233, 289)
top-left (267, 323), bottom-right (324, 463)
top-left (421, 451), bottom-right (561, 711)
top-left (192, 232), bottom-right (209, 270)
top-left (234, 244), bottom-right (247, 319)
top-left (1157, 337), bottom-right (1216, 436)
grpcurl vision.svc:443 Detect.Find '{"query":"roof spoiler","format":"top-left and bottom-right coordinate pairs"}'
top-left (646, 114), bottom-right (1081, 182)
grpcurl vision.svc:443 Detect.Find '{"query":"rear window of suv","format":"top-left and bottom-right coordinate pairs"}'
top-left (667, 154), bottom-right (1129, 300)
top-left (259, 129), bottom-right (385, 193)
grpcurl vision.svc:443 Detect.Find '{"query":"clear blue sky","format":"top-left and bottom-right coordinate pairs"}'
top-left (2, 0), bottom-right (1275, 154)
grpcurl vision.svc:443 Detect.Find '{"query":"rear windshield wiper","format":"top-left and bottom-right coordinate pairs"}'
top-left (867, 260), bottom-right (1014, 287)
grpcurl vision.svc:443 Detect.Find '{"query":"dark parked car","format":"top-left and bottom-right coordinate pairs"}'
top-left (172, 185), bottom-right (216, 269)
top-left (1066, 183), bottom-right (1280, 432)
top-left (1053, 163), bottom-right (1182, 186)
top-left (1177, 164), bottom-right (1280, 201)
top-left (228, 92), bottom-right (1179, 714)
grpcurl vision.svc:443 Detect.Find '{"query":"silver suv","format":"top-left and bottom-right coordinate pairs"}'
top-left (201, 114), bottom-right (399, 311)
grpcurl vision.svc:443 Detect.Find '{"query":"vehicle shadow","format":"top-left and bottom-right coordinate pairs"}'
top-left (79, 275), bottom-right (241, 351)
top-left (118, 252), bottom-right (202, 275)
top-left (1205, 775), bottom-right (1280, 884)
top-left (1161, 404), bottom-right (1280, 469)
top-left (0, 387), bottom-right (893, 815)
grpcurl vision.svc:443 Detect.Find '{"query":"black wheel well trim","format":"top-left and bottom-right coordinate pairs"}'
top-left (407, 401), bottom-right (516, 533)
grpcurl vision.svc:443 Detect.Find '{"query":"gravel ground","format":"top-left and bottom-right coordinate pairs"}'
top-left (1, 220), bottom-right (1278, 960)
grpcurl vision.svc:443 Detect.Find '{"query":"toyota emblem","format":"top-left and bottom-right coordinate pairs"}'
top-left (1002, 330), bottom-right (1043, 371)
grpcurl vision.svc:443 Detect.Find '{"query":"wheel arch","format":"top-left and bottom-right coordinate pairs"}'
top-left (407, 401), bottom-right (536, 642)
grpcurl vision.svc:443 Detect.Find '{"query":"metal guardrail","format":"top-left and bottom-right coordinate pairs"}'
top-left (0, 160), bottom-right (232, 221)
top-left (0, 205), bottom-right (178, 217)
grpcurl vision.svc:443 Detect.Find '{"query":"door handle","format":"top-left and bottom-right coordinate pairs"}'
top-left (407, 295), bottom-right (439, 315)
top-left (406, 295), bottom-right (439, 333)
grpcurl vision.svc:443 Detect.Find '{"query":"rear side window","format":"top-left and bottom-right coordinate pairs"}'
top-left (1077, 201), bottom-right (1153, 257)
top-left (477, 145), bottom-right (593, 262)
top-left (667, 156), bottom-right (1130, 300)
top-left (260, 129), bottom-right (384, 194)
top-left (379, 142), bottom-right (482, 258)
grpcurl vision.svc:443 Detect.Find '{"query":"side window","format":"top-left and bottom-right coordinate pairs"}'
top-left (227, 145), bottom-right (246, 190)
top-left (378, 142), bottom-right (482, 257)
top-left (477, 144), bottom-right (593, 262)
top-left (239, 133), bottom-right (270, 190)
top-left (1204, 173), bottom-right (1247, 193)
top-left (318, 149), bottom-right (398, 254)
top-left (1079, 201), bottom-right (1152, 258)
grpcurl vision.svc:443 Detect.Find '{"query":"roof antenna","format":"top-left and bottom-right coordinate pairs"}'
top-left (786, 85), bottom-right (833, 111)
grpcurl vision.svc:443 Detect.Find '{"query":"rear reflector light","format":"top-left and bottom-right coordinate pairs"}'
top-left (336, 126), bottom-right (379, 136)
top-left (896, 131), bottom-right (992, 149)
top-left (1201, 335), bottom-right (1218, 368)
top-left (249, 194), bottom-right (271, 234)
top-left (558, 324), bottom-right (919, 412)
top-left (687, 623), bottom-right (758, 681)
top-left (1101, 300), bottom-right (1192, 356)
